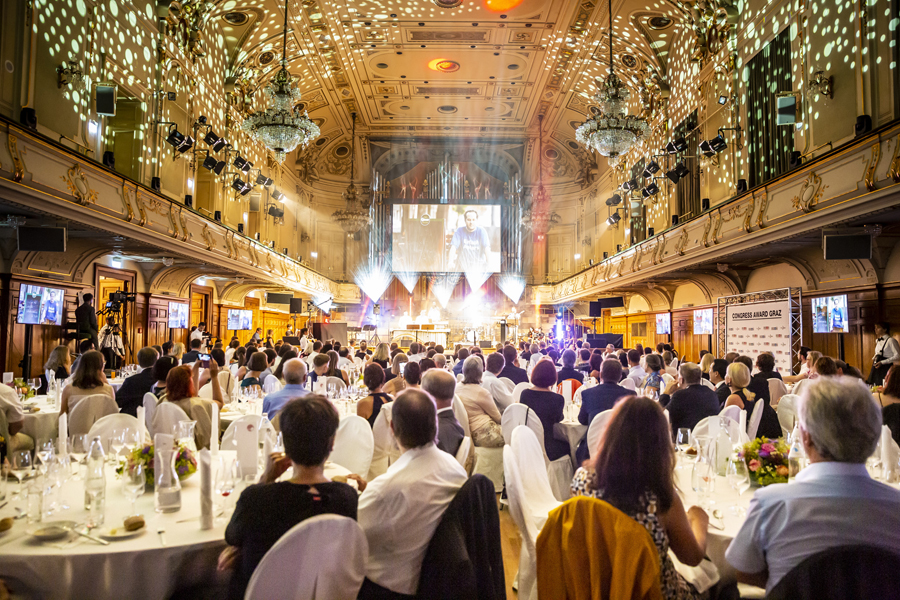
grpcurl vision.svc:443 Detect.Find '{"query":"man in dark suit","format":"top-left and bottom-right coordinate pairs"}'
top-left (576, 359), bottom-right (632, 462)
top-left (181, 338), bottom-right (203, 364)
top-left (74, 293), bottom-right (98, 350)
top-left (115, 347), bottom-right (159, 416)
top-left (660, 362), bottom-right (721, 438)
top-left (422, 369), bottom-right (465, 457)
top-left (497, 345), bottom-right (528, 385)
top-left (711, 358), bottom-right (730, 408)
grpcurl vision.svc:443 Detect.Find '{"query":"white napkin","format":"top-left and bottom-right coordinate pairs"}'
top-left (58, 413), bottom-right (68, 456)
top-left (199, 449), bottom-right (213, 530)
top-left (882, 426), bottom-right (899, 483)
top-left (670, 550), bottom-right (720, 593)
top-left (235, 419), bottom-right (258, 478)
top-left (739, 409), bottom-right (747, 434)
top-left (211, 404), bottom-right (219, 456)
top-left (137, 406), bottom-right (145, 439)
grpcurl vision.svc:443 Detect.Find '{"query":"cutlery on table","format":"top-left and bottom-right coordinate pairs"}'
top-left (157, 528), bottom-right (167, 546)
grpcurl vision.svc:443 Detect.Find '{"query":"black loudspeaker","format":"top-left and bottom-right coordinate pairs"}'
top-left (283, 247), bottom-right (288, 254)
top-left (789, 151), bottom-right (803, 169)
top-left (589, 301), bottom-right (601, 317)
top-left (19, 108), bottom-right (37, 129)
top-left (648, 227), bottom-right (655, 237)
top-left (597, 297), bottom-right (625, 309)
top-left (266, 292), bottom-right (293, 305)
top-left (701, 198), bottom-right (710, 211)
top-left (736, 179), bottom-right (748, 194)
top-left (616, 245), bottom-right (622, 252)
top-left (237, 223), bottom-right (244, 234)
top-left (214, 210), bottom-right (221, 221)
top-left (855, 115), bottom-right (872, 137)
top-left (603, 252), bottom-right (609, 259)
top-left (95, 84), bottom-right (117, 116)
top-left (184, 195), bottom-right (193, 208)
top-left (102, 151), bottom-right (115, 169)
top-left (254, 232), bottom-right (261, 241)
top-left (672, 215), bottom-right (679, 226)
top-left (17, 226), bottom-right (66, 252)
top-left (479, 340), bottom-right (492, 349)
top-left (824, 233), bottom-right (872, 260)
top-left (150, 177), bottom-right (161, 192)
top-left (289, 298), bottom-right (304, 314)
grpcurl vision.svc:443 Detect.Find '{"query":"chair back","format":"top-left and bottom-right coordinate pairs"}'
top-left (511, 382), bottom-right (532, 404)
top-left (619, 378), bottom-right (636, 391)
top-left (245, 514), bottom-right (368, 600)
top-left (501, 403), bottom-right (544, 450)
top-left (68, 394), bottom-right (119, 436)
top-left (455, 436), bottom-right (472, 470)
top-left (452, 396), bottom-right (471, 437)
top-left (497, 377), bottom-right (515, 392)
top-left (692, 415), bottom-right (749, 444)
top-left (330, 415), bottom-right (374, 476)
top-left (661, 373), bottom-right (675, 389)
top-left (768, 378), bottom-right (788, 407)
top-left (719, 404), bottom-right (742, 423)
top-left (747, 396), bottom-right (766, 439)
top-left (87, 413), bottom-right (147, 447)
top-left (586, 410), bottom-right (615, 460)
top-left (503, 444), bottom-right (538, 600)
top-left (509, 426), bottom-right (562, 527)
top-left (368, 403), bottom-right (399, 479)
top-left (142, 393), bottom-right (158, 430)
top-left (456, 373), bottom-right (464, 383)
top-left (220, 414), bottom-right (276, 450)
top-left (777, 394), bottom-right (799, 432)
top-left (699, 378), bottom-right (716, 391)
top-left (229, 363), bottom-right (239, 376)
top-left (263, 377), bottom-right (283, 394)
top-left (150, 402), bottom-right (190, 438)
top-left (767, 545), bottom-right (900, 600)
top-left (325, 376), bottom-right (347, 392)
top-left (792, 378), bottom-right (809, 398)
top-left (557, 379), bottom-right (581, 403)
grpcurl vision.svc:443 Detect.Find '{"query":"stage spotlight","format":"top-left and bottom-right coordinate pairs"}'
top-left (256, 173), bottom-right (269, 186)
top-left (263, 177), bottom-right (273, 187)
top-left (606, 212), bottom-right (621, 226)
top-left (267, 205), bottom-right (284, 219)
top-left (271, 189), bottom-right (284, 201)
top-left (202, 153), bottom-right (226, 175)
top-left (621, 178), bottom-right (638, 191)
top-left (717, 95), bottom-right (728, 105)
top-left (699, 140), bottom-right (716, 158)
top-left (231, 177), bottom-right (251, 195)
top-left (665, 161), bottom-right (690, 183)
top-left (709, 133), bottom-right (728, 153)
top-left (203, 130), bottom-right (227, 153)
top-left (666, 137), bottom-right (687, 154)
top-left (642, 160), bottom-right (660, 178)
top-left (605, 194), bottom-right (622, 206)
top-left (165, 127), bottom-right (194, 154)
top-left (641, 182), bottom-right (660, 197)
top-left (233, 155), bottom-right (253, 173)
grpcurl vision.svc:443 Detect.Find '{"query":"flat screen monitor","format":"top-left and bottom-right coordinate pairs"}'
top-left (168, 302), bottom-right (189, 329)
top-left (391, 204), bottom-right (502, 272)
top-left (16, 284), bottom-right (64, 326)
top-left (655, 313), bottom-right (671, 335)
top-left (693, 308), bottom-right (713, 335)
top-left (227, 309), bottom-right (253, 331)
top-left (812, 295), bottom-right (848, 333)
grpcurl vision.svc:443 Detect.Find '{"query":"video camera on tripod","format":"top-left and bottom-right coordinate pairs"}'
top-left (98, 290), bottom-right (137, 317)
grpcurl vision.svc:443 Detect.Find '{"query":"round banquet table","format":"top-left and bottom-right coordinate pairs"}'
top-left (0, 450), bottom-right (352, 600)
top-left (554, 420), bottom-right (587, 465)
top-left (20, 396), bottom-right (60, 444)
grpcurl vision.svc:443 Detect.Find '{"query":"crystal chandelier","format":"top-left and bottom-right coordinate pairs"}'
top-left (241, 0), bottom-right (319, 162)
top-left (575, 0), bottom-right (649, 159)
top-left (521, 114), bottom-right (560, 238)
top-left (332, 113), bottom-right (372, 235)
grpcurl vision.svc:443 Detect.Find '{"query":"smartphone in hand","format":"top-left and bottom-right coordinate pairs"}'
top-left (199, 353), bottom-right (211, 368)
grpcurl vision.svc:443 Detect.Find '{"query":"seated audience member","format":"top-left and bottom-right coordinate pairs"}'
top-left (723, 352), bottom-right (739, 364)
top-left (588, 352), bottom-right (605, 381)
top-left (874, 364), bottom-right (900, 407)
top-left (418, 358), bottom-right (436, 374)
top-left (784, 349), bottom-right (819, 384)
top-left (699, 353), bottom-right (715, 381)
top-left (40, 345), bottom-right (72, 394)
top-left (170, 342), bottom-right (185, 364)
top-left (527, 343), bottom-right (544, 371)
top-left (60, 350), bottom-right (115, 416)
top-left (181, 339), bottom-right (203, 364)
top-left (498, 345), bottom-right (528, 385)
top-left (754, 352), bottom-right (782, 382)
top-left (571, 396), bottom-right (710, 600)
top-left (325, 350), bottom-right (349, 386)
top-left (433, 353), bottom-right (447, 370)
top-left (221, 395), bottom-right (357, 600)
top-left (337, 347), bottom-right (353, 370)
top-left (163, 361), bottom-right (223, 449)
top-left (271, 349), bottom-right (299, 383)
top-left (258, 348), bottom-right (278, 387)
top-left (576, 359), bottom-right (632, 463)
top-left (734, 355), bottom-right (771, 405)
top-left (115, 347), bottom-right (159, 416)
top-left (835, 360), bottom-right (864, 380)
top-left (726, 376), bottom-right (900, 594)
top-left (812, 355), bottom-right (839, 378)
top-left (357, 363), bottom-right (393, 428)
top-left (383, 353), bottom-right (409, 393)
top-left (161, 340), bottom-right (174, 358)
top-left (520, 360), bottom-right (569, 462)
top-left (151, 356), bottom-right (179, 400)
top-left (369, 343), bottom-right (390, 369)
top-left (355, 341), bottom-right (370, 360)
top-left (230, 347), bottom-right (246, 369)
top-left (661, 363), bottom-right (720, 438)
top-left (224, 339), bottom-right (240, 364)
top-left (710, 358), bottom-right (730, 407)
top-left (662, 351), bottom-right (678, 377)
top-left (482, 352), bottom-right (513, 412)
top-left (557, 349), bottom-right (585, 384)
top-left (357, 389), bottom-right (467, 598)
top-left (456, 355), bottom-right (503, 448)
top-left (0, 380), bottom-right (28, 452)
top-left (401, 361), bottom-right (422, 390)
top-left (626, 349), bottom-right (647, 388)
top-left (240, 352), bottom-right (268, 390)
top-left (452, 348), bottom-right (469, 377)
top-left (422, 369), bottom-right (465, 457)
top-left (724, 362), bottom-right (781, 438)
top-left (307, 353), bottom-right (331, 386)
top-left (575, 349), bottom-right (592, 373)
top-left (71, 339), bottom-right (96, 374)
top-left (640, 354), bottom-right (665, 392)
top-left (262, 358), bottom-right (309, 416)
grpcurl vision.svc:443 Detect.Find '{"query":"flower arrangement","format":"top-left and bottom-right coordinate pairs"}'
top-left (116, 442), bottom-right (197, 486)
top-left (738, 437), bottom-right (790, 486)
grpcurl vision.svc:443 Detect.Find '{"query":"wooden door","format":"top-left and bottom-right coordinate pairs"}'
top-left (547, 227), bottom-right (574, 280)
top-left (316, 225), bottom-right (346, 279)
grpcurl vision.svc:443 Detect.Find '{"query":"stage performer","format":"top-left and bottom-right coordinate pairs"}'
top-left (448, 209), bottom-right (491, 271)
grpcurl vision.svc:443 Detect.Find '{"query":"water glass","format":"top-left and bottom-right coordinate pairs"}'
top-left (109, 430), bottom-right (126, 466)
top-left (68, 435), bottom-right (89, 478)
top-left (10, 450), bottom-right (33, 498)
top-left (26, 476), bottom-right (48, 524)
top-left (726, 457), bottom-right (750, 516)
top-left (215, 458), bottom-right (236, 518)
top-left (123, 462), bottom-right (145, 517)
top-left (36, 441), bottom-right (55, 475)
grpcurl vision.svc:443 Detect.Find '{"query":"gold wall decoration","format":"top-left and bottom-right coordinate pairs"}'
top-left (674, 228), bottom-right (689, 256)
top-left (712, 210), bottom-right (723, 243)
top-left (120, 183), bottom-right (136, 222)
top-left (631, 245), bottom-right (642, 272)
top-left (755, 190), bottom-right (770, 229)
top-left (864, 143), bottom-right (880, 191)
top-left (790, 171), bottom-right (828, 213)
top-left (701, 216), bottom-right (713, 248)
top-left (61, 164), bottom-right (98, 206)
top-left (201, 223), bottom-right (215, 250)
top-left (888, 136), bottom-right (900, 183)
top-left (742, 194), bottom-right (755, 233)
top-left (7, 134), bottom-right (25, 182)
top-left (134, 189), bottom-right (148, 226)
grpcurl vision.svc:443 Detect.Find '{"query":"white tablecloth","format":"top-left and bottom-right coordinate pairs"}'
top-left (554, 420), bottom-right (588, 465)
top-left (20, 396), bottom-right (59, 444)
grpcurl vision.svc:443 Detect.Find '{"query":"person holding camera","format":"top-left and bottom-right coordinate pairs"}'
top-left (99, 316), bottom-right (125, 370)
top-left (191, 322), bottom-right (209, 351)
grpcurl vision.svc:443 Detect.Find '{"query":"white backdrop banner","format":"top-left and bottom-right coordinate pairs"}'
top-left (725, 299), bottom-right (793, 373)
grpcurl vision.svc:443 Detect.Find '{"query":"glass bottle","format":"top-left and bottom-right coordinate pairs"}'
top-left (84, 436), bottom-right (106, 526)
top-left (154, 434), bottom-right (182, 513)
top-left (788, 423), bottom-right (807, 482)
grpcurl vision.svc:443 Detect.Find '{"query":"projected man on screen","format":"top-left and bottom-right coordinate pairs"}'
top-left (448, 209), bottom-right (491, 271)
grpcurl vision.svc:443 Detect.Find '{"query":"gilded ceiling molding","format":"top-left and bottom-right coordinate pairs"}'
top-left (7, 134), bottom-right (25, 182)
top-left (888, 135), bottom-right (900, 182)
top-left (790, 171), bottom-right (828, 213)
top-left (61, 164), bottom-right (98, 206)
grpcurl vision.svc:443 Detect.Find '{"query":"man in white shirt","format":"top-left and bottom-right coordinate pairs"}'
top-left (358, 389), bottom-right (467, 597)
top-left (224, 339), bottom-right (239, 364)
top-left (98, 317), bottom-right (126, 370)
top-left (336, 347), bottom-right (353, 369)
top-left (407, 342), bottom-right (426, 363)
top-left (0, 384), bottom-right (26, 444)
top-left (298, 327), bottom-right (309, 352)
top-left (305, 340), bottom-right (322, 368)
top-left (481, 351), bottom-right (513, 412)
top-left (726, 376), bottom-right (900, 594)
top-left (190, 322), bottom-right (207, 348)
top-left (626, 349), bottom-right (646, 388)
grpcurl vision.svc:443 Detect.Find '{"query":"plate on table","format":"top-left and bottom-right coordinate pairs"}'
top-left (28, 520), bottom-right (77, 541)
top-left (98, 525), bottom-right (146, 540)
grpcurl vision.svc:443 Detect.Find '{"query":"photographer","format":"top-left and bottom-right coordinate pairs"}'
top-left (191, 321), bottom-right (210, 352)
top-left (99, 316), bottom-right (125, 370)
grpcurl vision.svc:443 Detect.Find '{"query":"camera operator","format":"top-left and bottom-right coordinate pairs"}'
top-left (99, 316), bottom-right (125, 370)
top-left (75, 293), bottom-right (99, 349)
top-left (191, 321), bottom-right (210, 352)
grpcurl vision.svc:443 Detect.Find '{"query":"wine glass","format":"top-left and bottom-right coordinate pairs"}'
top-left (123, 427), bottom-right (140, 455)
top-left (676, 428), bottom-right (692, 466)
top-left (36, 440), bottom-right (54, 475)
top-left (109, 430), bottom-right (126, 467)
top-left (68, 434), bottom-right (89, 478)
top-left (215, 458), bottom-right (236, 519)
top-left (726, 457), bottom-right (751, 516)
top-left (122, 462), bottom-right (145, 517)
top-left (29, 378), bottom-right (41, 395)
top-left (9, 450), bottom-right (32, 498)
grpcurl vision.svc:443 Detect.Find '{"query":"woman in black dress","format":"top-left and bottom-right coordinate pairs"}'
top-left (357, 363), bottom-right (393, 428)
top-left (519, 359), bottom-right (570, 461)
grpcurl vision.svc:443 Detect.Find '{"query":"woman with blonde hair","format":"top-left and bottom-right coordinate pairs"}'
top-left (60, 350), bottom-right (115, 415)
top-left (699, 353), bottom-right (715, 380)
top-left (40, 345), bottom-right (71, 393)
top-left (383, 352), bottom-right (408, 391)
top-left (724, 362), bottom-right (781, 438)
top-left (370, 343), bottom-right (390, 369)
top-left (170, 342), bottom-right (185, 364)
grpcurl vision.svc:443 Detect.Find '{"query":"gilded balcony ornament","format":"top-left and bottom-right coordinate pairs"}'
top-left (863, 143), bottom-right (880, 192)
top-left (61, 164), bottom-right (98, 206)
top-left (888, 136), bottom-right (900, 183)
top-left (791, 172), bottom-right (828, 213)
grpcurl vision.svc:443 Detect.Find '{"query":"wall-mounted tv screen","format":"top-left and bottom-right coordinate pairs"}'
top-left (391, 204), bottom-right (502, 272)
top-left (812, 295), bottom-right (848, 333)
top-left (693, 308), bottom-right (714, 335)
top-left (655, 313), bottom-right (671, 335)
top-left (168, 302), bottom-right (189, 329)
top-left (16, 285), bottom-right (64, 326)
top-left (227, 309), bottom-right (253, 331)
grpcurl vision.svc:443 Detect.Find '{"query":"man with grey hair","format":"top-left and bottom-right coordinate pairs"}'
top-left (261, 358), bottom-right (308, 416)
top-left (421, 369), bottom-right (464, 456)
top-left (433, 353), bottom-right (447, 369)
top-left (659, 362), bottom-right (719, 438)
top-left (726, 376), bottom-right (900, 594)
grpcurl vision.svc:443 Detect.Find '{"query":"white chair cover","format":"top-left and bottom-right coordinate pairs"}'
top-left (497, 377), bottom-right (515, 392)
top-left (142, 393), bottom-right (158, 431)
top-left (451, 396), bottom-right (471, 437)
top-left (586, 410), bottom-right (615, 460)
top-left (700, 378), bottom-right (716, 391)
top-left (68, 394), bottom-right (119, 436)
top-left (353, 356), bottom-right (364, 368)
top-left (719, 404), bottom-right (742, 423)
top-left (456, 373), bottom-right (464, 383)
top-left (661, 373), bottom-right (675, 389)
top-left (330, 415), bottom-right (374, 476)
top-left (229, 363), bottom-right (239, 376)
top-left (502, 446), bottom-right (536, 600)
top-left (502, 404), bottom-right (572, 501)
top-left (692, 415), bottom-right (750, 445)
top-left (455, 436), bottom-right (472, 470)
top-left (368, 404), bottom-right (400, 480)
top-left (768, 378), bottom-right (788, 407)
top-left (558, 379), bottom-right (578, 403)
top-left (220, 414), bottom-right (277, 450)
top-left (263, 377), bottom-right (283, 394)
top-left (501, 404), bottom-right (542, 449)
top-left (776, 394), bottom-right (799, 433)
top-left (325, 376), bottom-right (347, 392)
top-left (511, 382), bottom-right (532, 404)
top-left (245, 514), bottom-right (368, 600)
top-left (747, 396), bottom-right (766, 439)
top-left (150, 402), bottom-right (190, 438)
top-left (792, 378), bottom-right (810, 398)
top-left (619, 378), bottom-right (636, 391)
top-left (87, 413), bottom-right (147, 447)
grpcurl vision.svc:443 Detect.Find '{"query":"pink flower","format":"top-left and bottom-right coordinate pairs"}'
top-left (749, 459), bottom-right (760, 472)
top-left (761, 443), bottom-right (776, 454)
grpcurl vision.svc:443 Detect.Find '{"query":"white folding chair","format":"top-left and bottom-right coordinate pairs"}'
top-left (501, 403), bottom-right (531, 445)
top-left (619, 378), bottom-right (636, 391)
top-left (330, 415), bottom-right (374, 476)
top-left (586, 409), bottom-right (615, 460)
top-left (245, 514), bottom-right (368, 600)
top-left (511, 382), bottom-right (532, 404)
top-left (719, 404), bottom-right (742, 423)
top-left (87, 413), bottom-right (147, 448)
top-left (150, 402), bottom-right (190, 438)
top-left (220, 414), bottom-right (277, 450)
top-left (455, 436), bottom-right (472, 470)
top-left (747, 398), bottom-right (765, 439)
top-left (768, 378), bottom-right (788, 408)
top-left (792, 378), bottom-right (810, 398)
top-left (68, 394), bottom-right (119, 436)
top-left (451, 396), bottom-right (472, 438)
top-left (368, 404), bottom-right (400, 480)
top-left (776, 394), bottom-right (799, 433)
top-left (502, 404), bottom-right (572, 501)
top-left (142, 393), bottom-right (158, 431)
top-left (497, 377), bottom-right (515, 392)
